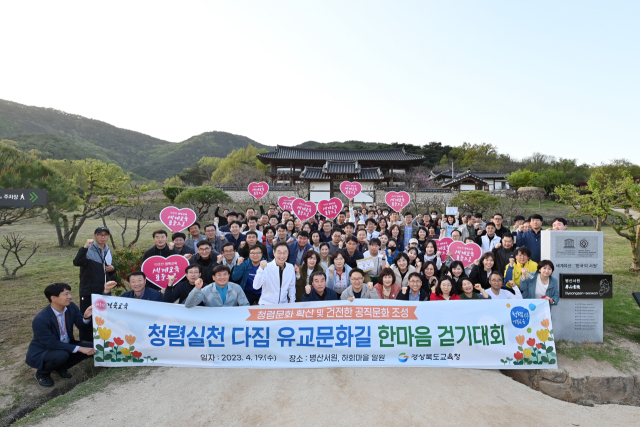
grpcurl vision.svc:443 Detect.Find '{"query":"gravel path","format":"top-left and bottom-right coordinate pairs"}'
top-left (29, 367), bottom-right (640, 427)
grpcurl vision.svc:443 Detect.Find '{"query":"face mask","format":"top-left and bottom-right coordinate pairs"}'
top-left (431, 215), bottom-right (437, 219)
top-left (388, 246), bottom-right (396, 252)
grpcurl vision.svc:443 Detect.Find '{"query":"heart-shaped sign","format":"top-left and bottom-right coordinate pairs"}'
top-left (340, 181), bottom-right (362, 199)
top-left (291, 198), bottom-right (317, 221)
top-left (317, 198), bottom-right (344, 219)
top-left (159, 206), bottom-right (197, 233)
top-left (447, 241), bottom-right (482, 267)
top-left (247, 182), bottom-right (269, 199)
top-left (434, 238), bottom-right (454, 262)
top-left (384, 191), bottom-right (411, 212)
top-left (141, 255), bottom-right (190, 289)
top-left (278, 196), bottom-right (296, 212)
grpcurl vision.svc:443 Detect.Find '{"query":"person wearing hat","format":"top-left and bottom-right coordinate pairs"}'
top-left (72, 227), bottom-right (117, 341)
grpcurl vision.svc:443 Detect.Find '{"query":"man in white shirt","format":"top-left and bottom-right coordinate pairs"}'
top-left (253, 242), bottom-right (296, 304)
top-left (477, 272), bottom-right (522, 300)
top-left (363, 238), bottom-right (385, 280)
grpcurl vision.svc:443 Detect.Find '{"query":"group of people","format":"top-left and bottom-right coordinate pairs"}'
top-left (27, 198), bottom-right (567, 387)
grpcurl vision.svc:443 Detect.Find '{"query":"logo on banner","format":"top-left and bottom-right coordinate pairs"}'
top-left (247, 182), bottom-right (269, 199)
top-left (384, 191), bottom-right (410, 212)
top-left (317, 198), bottom-right (343, 219)
top-left (340, 181), bottom-right (362, 199)
top-left (278, 196), bottom-right (296, 212)
top-left (434, 238), bottom-right (454, 261)
top-left (398, 353), bottom-right (409, 363)
top-left (94, 299), bottom-right (107, 311)
top-left (510, 306), bottom-right (530, 329)
top-left (141, 255), bottom-right (190, 289)
top-left (291, 199), bottom-right (317, 221)
top-left (447, 241), bottom-right (482, 267)
top-left (159, 207), bottom-right (197, 233)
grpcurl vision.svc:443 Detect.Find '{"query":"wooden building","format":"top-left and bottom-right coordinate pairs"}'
top-left (430, 169), bottom-right (510, 192)
top-left (257, 146), bottom-right (424, 202)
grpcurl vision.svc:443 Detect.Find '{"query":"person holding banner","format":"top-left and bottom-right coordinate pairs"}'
top-left (518, 260), bottom-right (559, 305)
top-left (295, 251), bottom-right (324, 302)
top-left (105, 272), bottom-right (164, 302)
top-left (253, 242), bottom-right (296, 304)
top-left (374, 268), bottom-right (401, 300)
top-left (397, 272), bottom-right (429, 301)
top-left (483, 272), bottom-right (523, 300)
top-left (165, 264), bottom-right (205, 304)
top-left (231, 245), bottom-right (265, 305)
top-left (429, 277), bottom-right (460, 301)
top-left (27, 283), bottom-right (95, 387)
top-left (302, 271), bottom-right (339, 301)
top-left (341, 268), bottom-right (379, 301)
top-left (185, 265), bottom-right (249, 308)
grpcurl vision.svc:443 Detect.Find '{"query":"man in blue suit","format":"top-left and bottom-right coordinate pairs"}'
top-left (288, 231), bottom-right (312, 267)
top-left (26, 283), bottom-right (96, 387)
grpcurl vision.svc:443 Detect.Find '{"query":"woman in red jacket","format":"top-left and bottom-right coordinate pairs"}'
top-left (374, 267), bottom-right (401, 300)
top-left (429, 277), bottom-right (460, 301)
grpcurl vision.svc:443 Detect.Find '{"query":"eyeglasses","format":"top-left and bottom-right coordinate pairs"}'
top-left (351, 276), bottom-right (364, 281)
top-left (198, 247), bottom-right (211, 251)
top-left (250, 251), bottom-right (263, 256)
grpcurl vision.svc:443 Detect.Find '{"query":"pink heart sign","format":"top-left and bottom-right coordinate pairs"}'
top-left (340, 181), bottom-right (362, 199)
top-left (384, 191), bottom-right (411, 212)
top-left (448, 241), bottom-right (482, 267)
top-left (159, 206), bottom-right (197, 233)
top-left (434, 238), bottom-right (454, 262)
top-left (247, 182), bottom-right (269, 199)
top-left (141, 255), bottom-right (190, 289)
top-left (291, 198), bottom-right (317, 221)
top-left (278, 196), bottom-right (296, 212)
top-left (317, 198), bottom-right (343, 219)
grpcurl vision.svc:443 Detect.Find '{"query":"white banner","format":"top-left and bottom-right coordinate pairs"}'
top-left (91, 296), bottom-right (557, 369)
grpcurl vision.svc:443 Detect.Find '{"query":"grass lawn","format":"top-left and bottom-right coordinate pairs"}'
top-left (0, 206), bottom-right (638, 418)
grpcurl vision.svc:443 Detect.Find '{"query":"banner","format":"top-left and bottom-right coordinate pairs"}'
top-left (91, 296), bottom-right (557, 369)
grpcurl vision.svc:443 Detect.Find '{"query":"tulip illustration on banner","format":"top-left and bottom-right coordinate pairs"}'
top-left (141, 255), bottom-right (190, 289)
top-left (291, 198), bottom-right (317, 221)
top-left (384, 191), bottom-right (411, 212)
top-left (317, 198), bottom-right (343, 219)
top-left (278, 196), bottom-right (296, 212)
top-left (247, 182), bottom-right (269, 199)
top-left (159, 207), bottom-right (197, 233)
top-left (340, 181), bottom-right (362, 199)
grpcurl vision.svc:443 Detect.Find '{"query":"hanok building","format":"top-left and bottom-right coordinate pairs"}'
top-left (257, 146), bottom-right (425, 202)
top-left (430, 169), bottom-right (510, 192)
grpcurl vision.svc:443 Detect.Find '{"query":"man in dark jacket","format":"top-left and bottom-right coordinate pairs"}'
top-left (105, 271), bottom-right (163, 301)
top-left (396, 273), bottom-right (430, 301)
top-left (165, 264), bottom-right (208, 304)
top-left (288, 231), bottom-right (313, 267)
top-left (492, 234), bottom-right (516, 277)
top-left (238, 231), bottom-right (268, 260)
top-left (516, 214), bottom-right (543, 263)
top-left (142, 229), bottom-right (178, 261)
top-left (26, 283), bottom-right (95, 387)
top-left (72, 227), bottom-right (117, 341)
top-left (302, 271), bottom-right (339, 301)
top-left (172, 232), bottom-right (195, 256)
top-left (189, 240), bottom-right (218, 283)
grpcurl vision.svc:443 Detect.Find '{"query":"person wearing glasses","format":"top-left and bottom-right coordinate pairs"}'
top-left (340, 268), bottom-right (380, 301)
top-left (482, 272), bottom-right (522, 299)
top-left (232, 244), bottom-right (268, 305)
top-left (397, 272), bottom-right (430, 301)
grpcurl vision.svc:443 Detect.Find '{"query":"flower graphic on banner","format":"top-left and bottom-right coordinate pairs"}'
top-left (93, 321), bottom-right (157, 364)
top-left (501, 316), bottom-right (556, 366)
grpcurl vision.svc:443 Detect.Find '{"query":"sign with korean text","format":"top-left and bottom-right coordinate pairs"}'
top-left (447, 242), bottom-right (482, 267)
top-left (159, 207), bottom-right (197, 233)
top-left (278, 196), bottom-right (296, 212)
top-left (0, 189), bottom-right (47, 207)
top-left (140, 255), bottom-right (190, 289)
top-left (291, 198), bottom-right (317, 221)
top-left (434, 238), bottom-right (453, 262)
top-left (446, 207), bottom-right (458, 215)
top-left (247, 182), bottom-right (269, 199)
top-left (317, 198), bottom-right (343, 219)
top-left (340, 181), bottom-right (362, 199)
top-left (384, 191), bottom-right (410, 212)
top-left (559, 274), bottom-right (613, 299)
top-left (92, 296), bottom-right (556, 369)
top-left (356, 256), bottom-right (376, 272)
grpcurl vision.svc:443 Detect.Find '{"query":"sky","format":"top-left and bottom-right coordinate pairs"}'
top-left (1, 1), bottom-right (638, 165)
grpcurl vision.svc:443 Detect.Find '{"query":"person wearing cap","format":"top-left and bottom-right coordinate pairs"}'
top-left (516, 214), bottom-right (544, 263)
top-left (408, 237), bottom-right (420, 251)
top-left (72, 227), bottom-right (117, 341)
top-left (172, 232), bottom-right (195, 256)
top-left (288, 230), bottom-right (313, 267)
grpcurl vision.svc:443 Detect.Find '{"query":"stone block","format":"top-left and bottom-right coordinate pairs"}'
top-left (584, 376), bottom-right (635, 404)
top-left (539, 369), bottom-right (567, 383)
top-left (502, 369), bottom-right (536, 388)
top-left (539, 379), bottom-right (570, 401)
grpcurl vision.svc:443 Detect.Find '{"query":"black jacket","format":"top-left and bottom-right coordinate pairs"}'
top-left (73, 246), bottom-right (117, 296)
top-left (492, 246), bottom-right (516, 279)
top-left (189, 254), bottom-right (218, 284)
top-left (396, 288), bottom-right (430, 301)
top-left (164, 277), bottom-right (209, 304)
top-left (468, 264), bottom-right (495, 290)
top-left (302, 287), bottom-right (339, 301)
top-left (142, 245), bottom-right (178, 261)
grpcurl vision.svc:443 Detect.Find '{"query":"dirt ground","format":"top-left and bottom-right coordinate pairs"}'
top-left (24, 366), bottom-right (640, 427)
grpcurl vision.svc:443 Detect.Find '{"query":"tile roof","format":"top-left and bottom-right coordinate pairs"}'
top-left (300, 166), bottom-right (384, 180)
top-left (323, 160), bottom-right (360, 174)
top-left (432, 169), bottom-right (507, 180)
top-left (258, 145), bottom-right (424, 162)
top-left (441, 172), bottom-right (489, 187)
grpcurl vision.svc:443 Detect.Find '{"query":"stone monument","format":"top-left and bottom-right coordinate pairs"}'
top-left (541, 230), bottom-right (605, 342)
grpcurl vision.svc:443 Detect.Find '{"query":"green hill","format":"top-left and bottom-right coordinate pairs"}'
top-left (0, 99), bottom-right (273, 180)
